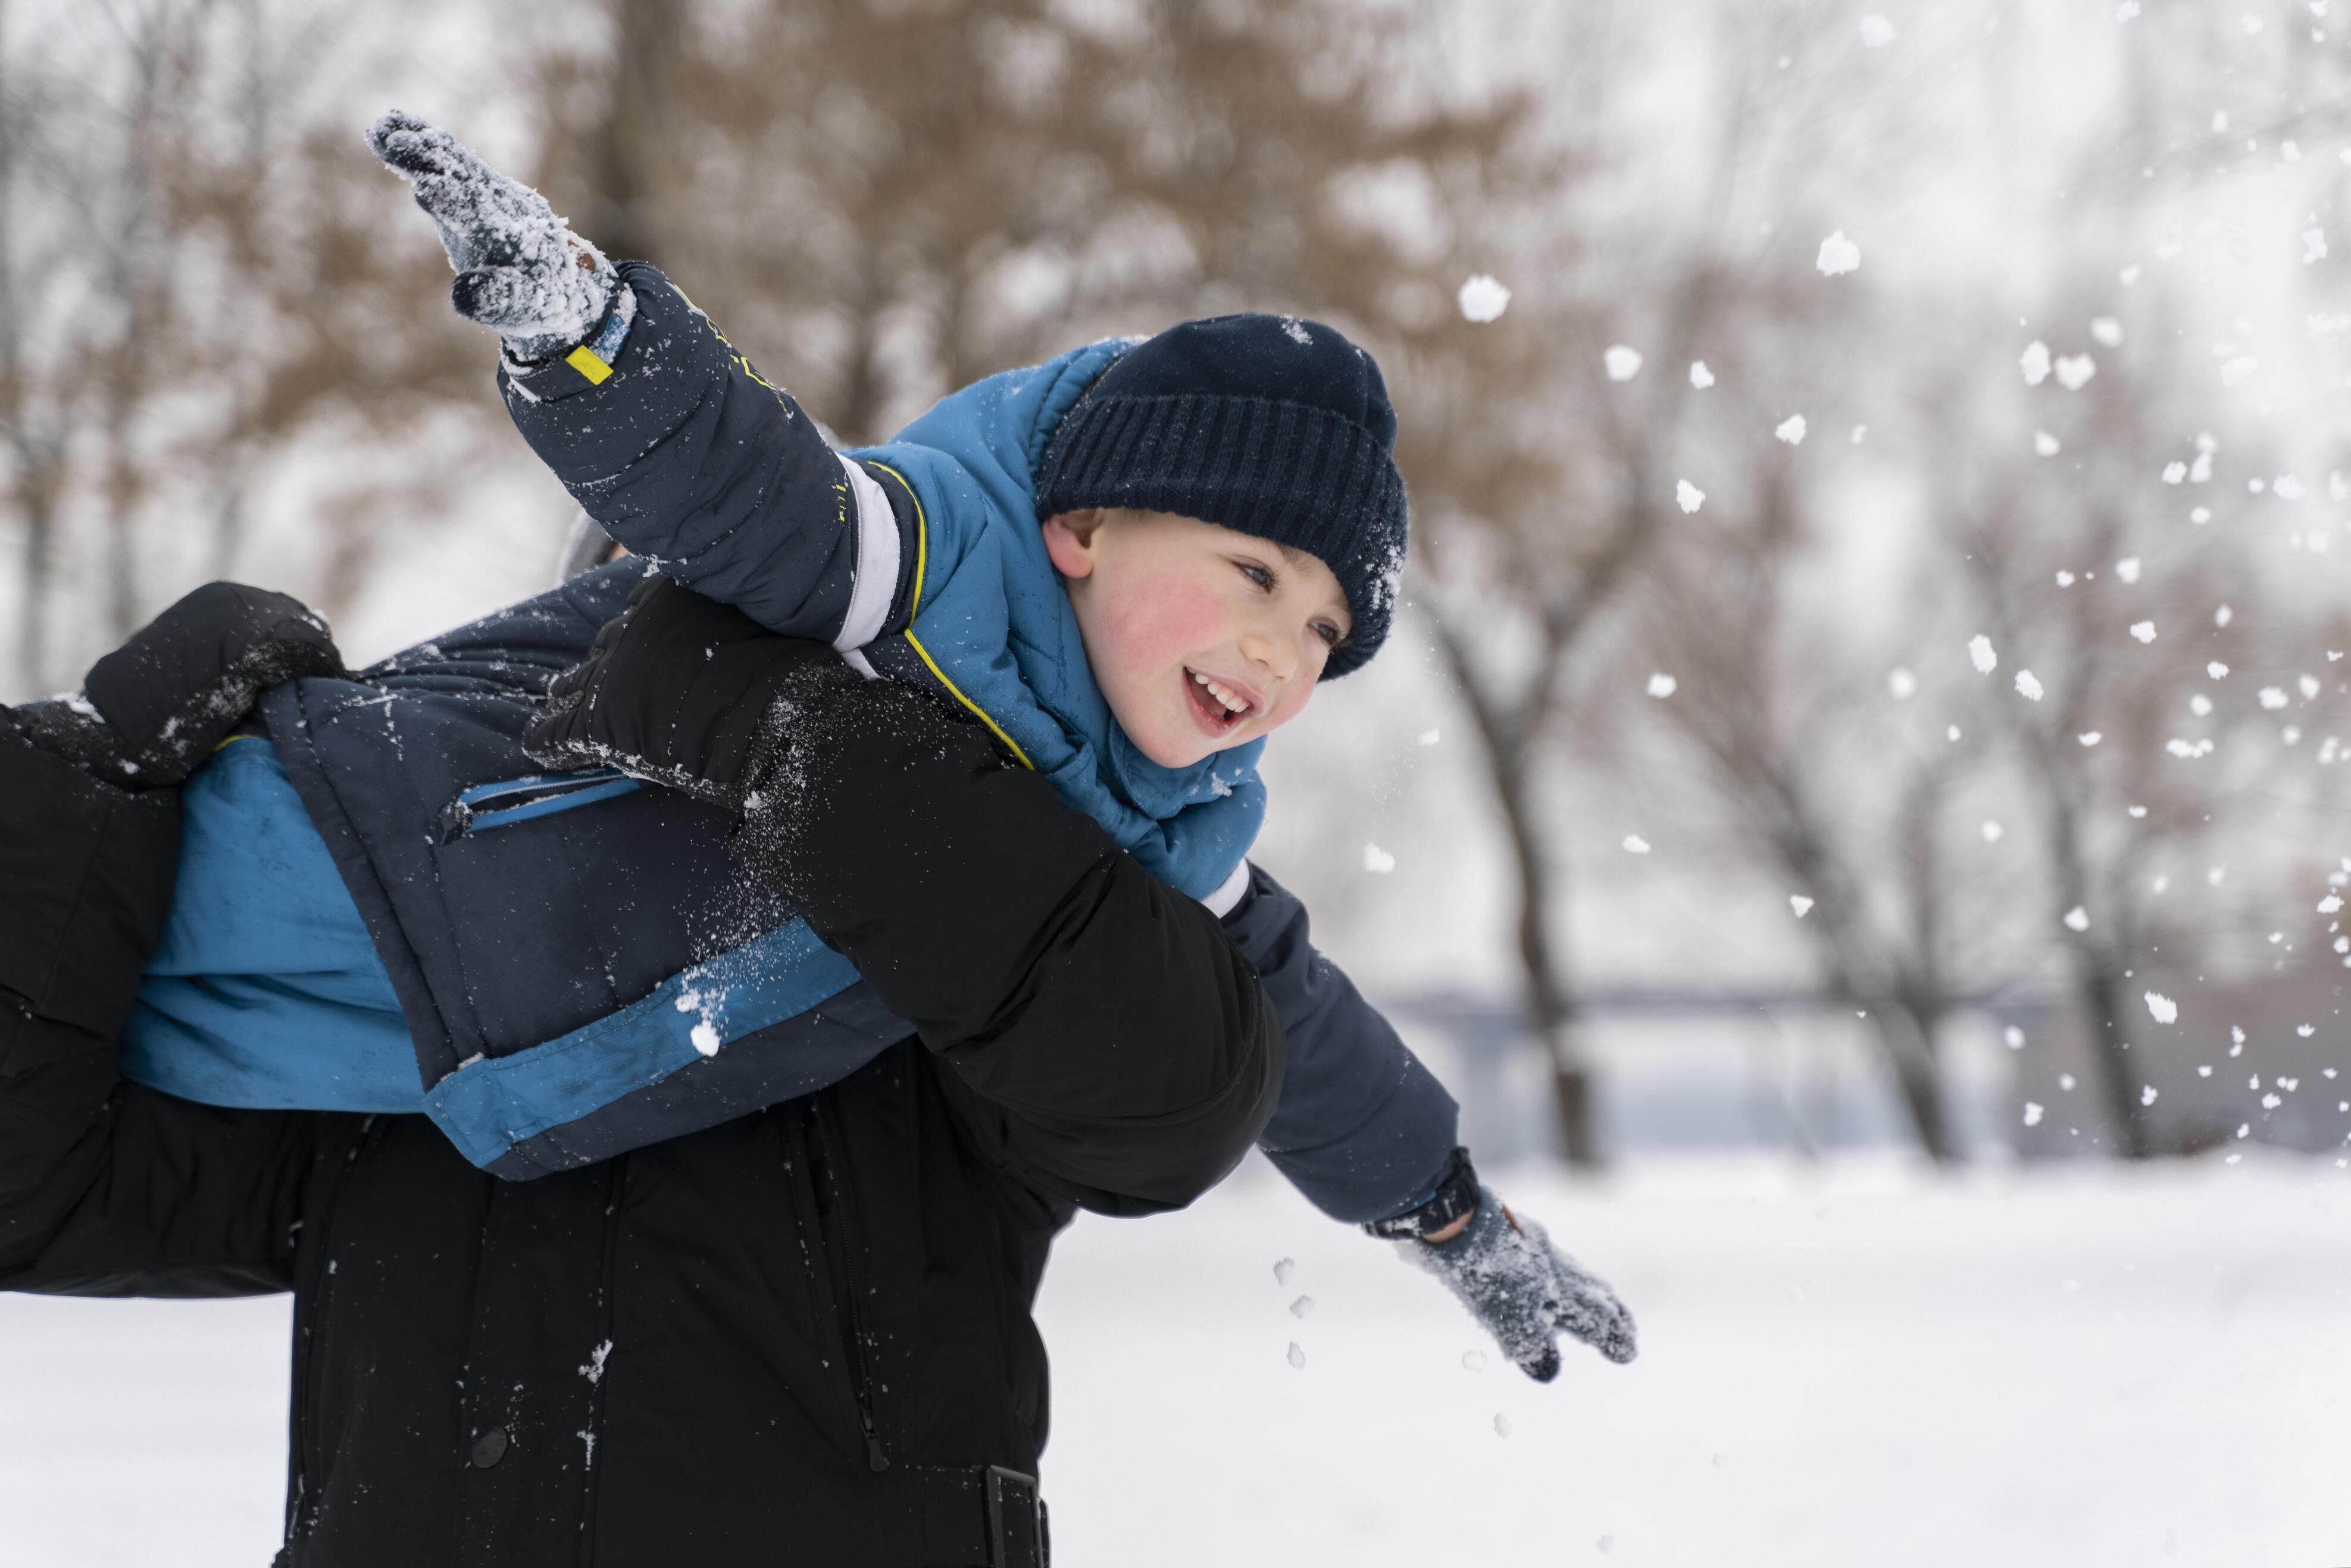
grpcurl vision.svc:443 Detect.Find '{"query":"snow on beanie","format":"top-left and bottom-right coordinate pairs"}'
top-left (1034, 313), bottom-right (1408, 678)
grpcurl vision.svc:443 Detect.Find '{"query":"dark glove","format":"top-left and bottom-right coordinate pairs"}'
top-left (1407, 1187), bottom-right (1637, 1381)
top-left (365, 109), bottom-right (620, 364)
top-left (18, 581), bottom-right (342, 789)
top-left (523, 573), bottom-right (864, 811)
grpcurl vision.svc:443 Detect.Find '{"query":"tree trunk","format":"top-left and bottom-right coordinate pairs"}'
top-left (2077, 963), bottom-right (2155, 1159)
top-left (1869, 999), bottom-right (1955, 1163)
top-left (588, 0), bottom-right (680, 266)
top-left (1495, 752), bottom-right (1599, 1168)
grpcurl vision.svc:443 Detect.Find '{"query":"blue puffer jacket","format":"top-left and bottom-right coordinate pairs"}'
top-left (128, 262), bottom-right (1459, 1220)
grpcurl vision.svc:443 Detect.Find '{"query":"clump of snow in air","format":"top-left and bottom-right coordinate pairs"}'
top-left (2063, 906), bottom-right (2091, 932)
top-left (1461, 1350), bottom-right (1486, 1372)
top-left (2272, 475), bottom-right (2305, 500)
top-left (1789, 894), bottom-right (1815, 918)
top-left (2144, 991), bottom-right (2179, 1024)
top-left (1689, 361), bottom-right (1716, 389)
top-left (1273, 1257), bottom-right (1295, 1286)
top-left (1968, 635), bottom-right (1997, 674)
top-left (1775, 414), bottom-right (1808, 445)
top-left (2021, 341), bottom-right (2052, 385)
top-left (1816, 231), bottom-right (1861, 275)
top-left (1289, 1295), bottom-right (1315, 1320)
top-left (2206, 661), bottom-right (2229, 680)
top-left (1456, 275), bottom-right (1511, 323)
top-left (2055, 353), bottom-right (2097, 390)
top-left (2130, 621), bottom-right (2158, 643)
top-left (2163, 461), bottom-right (2187, 484)
top-left (2022, 1101), bottom-right (2045, 1126)
top-left (1361, 843), bottom-right (1396, 875)
top-left (2014, 669), bottom-right (2044, 701)
top-left (2055, 570), bottom-right (2076, 586)
top-left (2305, 227), bottom-right (2329, 264)
top-left (1647, 673), bottom-right (1678, 698)
top-left (2077, 731), bottom-right (2102, 746)
top-left (2003, 1025), bottom-right (2026, 1049)
top-left (1604, 345), bottom-right (1644, 381)
top-left (1493, 1413), bottom-right (1513, 1438)
top-left (1980, 820), bottom-right (2005, 843)
top-left (1850, 424), bottom-right (1868, 443)
top-left (2186, 694), bottom-right (2212, 717)
top-left (2318, 894), bottom-right (2342, 913)
top-left (1417, 728), bottom-right (1440, 746)
top-left (1858, 14), bottom-right (1897, 47)
top-left (2035, 431), bottom-right (2061, 456)
top-left (2299, 673), bottom-right (2322, 698)
top-left (1888, 667), bottom-right (1917, 699)
top-left (2090, 316), bottom-right (2124, 346)
top-left (2115, 556), bottom-right (2141, 583)
top-left (1624, 835), bottom-right (1652, 855)
top-left (2259, 687), bottom-right (2289, 709)
top-left (1677, 480), bottom-right (1706, 514)
top-left (1286, 1342), bottom-right (1306, 1370)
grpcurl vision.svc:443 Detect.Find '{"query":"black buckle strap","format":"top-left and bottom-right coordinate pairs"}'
top-left (1363, 1146), bottom-right (1478, 1240)
top-left (986, 1465), bottom-right (1048, 1568)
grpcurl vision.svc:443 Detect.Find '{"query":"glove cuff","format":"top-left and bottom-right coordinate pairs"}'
top-left (1362, 1146), bottom-right (1479, 1240)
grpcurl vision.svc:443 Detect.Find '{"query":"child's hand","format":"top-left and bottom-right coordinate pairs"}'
top-left (365, 109), bottom-right (618, 364)
top-left (1404, 1187), bottom-right (1637, 1379)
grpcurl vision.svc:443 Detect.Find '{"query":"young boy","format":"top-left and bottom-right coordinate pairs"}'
top-left (2, 113), bottom-right (1633, 1381)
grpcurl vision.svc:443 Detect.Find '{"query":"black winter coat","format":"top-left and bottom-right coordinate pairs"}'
top-left (0, 655), bottom-right (1284, 1565)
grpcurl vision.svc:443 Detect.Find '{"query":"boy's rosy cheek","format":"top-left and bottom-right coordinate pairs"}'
top-left (1103, 577), bottom-right (1228, 666)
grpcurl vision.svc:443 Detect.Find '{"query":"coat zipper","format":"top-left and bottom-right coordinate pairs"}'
top-left (806, 1101), bottom-right (888, 1473)
top-left (286, 1115), bottom-right (376, 1545)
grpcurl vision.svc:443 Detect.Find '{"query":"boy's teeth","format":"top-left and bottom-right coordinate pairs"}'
top-left (1192, 671), bottom-right (1246, 715)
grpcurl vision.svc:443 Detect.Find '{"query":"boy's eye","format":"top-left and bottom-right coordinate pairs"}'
top-left (1236, 561), bottom-right (1275, 590)
top-left (1312, 622), bottom-right (1343, 648)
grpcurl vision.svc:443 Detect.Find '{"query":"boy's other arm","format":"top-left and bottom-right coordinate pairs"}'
top-left (367, 111), bottom-right (902, 648)
top-left (1218, 865), bottom-right (1463, 1225)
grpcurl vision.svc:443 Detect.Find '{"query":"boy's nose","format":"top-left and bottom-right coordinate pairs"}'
top-left (1240, 626), bottom-right (1298, 683)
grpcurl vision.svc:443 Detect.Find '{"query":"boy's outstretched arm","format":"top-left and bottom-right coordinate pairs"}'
top-left (367, 112), bottom-right (906, 650)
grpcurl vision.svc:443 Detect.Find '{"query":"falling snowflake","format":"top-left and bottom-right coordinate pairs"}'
top-left (1647, 673), bottom-right (1678, 698)
top-left (1289, 1295), bottom-right (1315, 1319)
top-left (2141, 1085), bottom-right (2160, 1106)
top-left (1676, 480), bottom-right (1706, 514)
top-left (1494, 1413), bottom-right (1513, 1438)
top-left (2115, 557), bottom-right (2141, 583)
top-left (2024, 1101), bottom-right (2046, 1126)
top-left (1887, 667), bottom-right (1917, 699)
top-left (2015, 669), bottom-right (2044, 701)
top-left (1604, 345), bottom-right (1644, 381)
top-left (2063, 906), bottom-right (2091, 932)
top-left (2221, 355), bottom-right (2259, 387)
top-left (1362, 843), bottom-right (1396, 875)
top-left (2162, 461), bottom-right (2187, 484)
top-left (2021, 341), bottom-right (2052, 385)
top-left (1981, 821), bottom-right (2005, 843)
top-left (1273, 1257), bottom-right (1296, 1285)
top-left (1458, 275), bottom-right (1511, 323)
top-left (1816, 230), bottom-right (1862, 275)
top-left (1858, 14), bottom-right (1897, 46)
top-left (2129, 621), bottom-right (2158, 643)
top-left (1623, 835), bottom-right (1652, 855)
top-left (2078, 731), bottom-right (2102, 746)
top-left (2144, 991), bottom-right (2178, 1024)
top-left (1689, 360), bottom-right (1716, 389)
top-left (1969, 635), bottom-right (1997, 674)
top-left (2035, 431), bottom-right (2061, 456)
top-left (1417, 728), bottom-right (1441, 746)
top-left (2003, 1026), bottom-right (2026, 1049)
top-left (1775, 414), bottom-right (1808, 445)
top-left (2206, 661), bottom-right (2229, 680)
top-left (1789, 894), bottom-right (1815, 918)
top-left (2305, 227), bottom-right (2330, 264)
top-left (2090, 316), bottom-right (2124, 346)
top-left (1286, 1342), bottom-right (1306, 1369)
top-left (2055, 353), bottom-right (2097, 390)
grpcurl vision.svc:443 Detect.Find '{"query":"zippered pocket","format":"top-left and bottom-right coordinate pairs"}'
top-left (437, 767), bottom-right (641, 843)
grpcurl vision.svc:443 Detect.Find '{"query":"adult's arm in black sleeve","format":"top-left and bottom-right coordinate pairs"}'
top-left (526, 579), bottom-right (1285, 1215)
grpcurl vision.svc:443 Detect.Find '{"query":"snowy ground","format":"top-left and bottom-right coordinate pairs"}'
top-left (4, 1153), bottom-right (2346, 1567)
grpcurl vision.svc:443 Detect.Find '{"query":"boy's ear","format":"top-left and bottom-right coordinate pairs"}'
top-left (1041, 509), bottom-right (1106, 579)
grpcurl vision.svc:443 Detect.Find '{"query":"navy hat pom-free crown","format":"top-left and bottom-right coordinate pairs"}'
top-left (1034, 313), bottom-right (1408, 678)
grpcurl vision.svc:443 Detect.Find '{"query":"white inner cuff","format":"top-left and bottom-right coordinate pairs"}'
top-left (833, 456), bottom-right (901, 654)
top-left (1199, 859), bottom-right (1252, 918)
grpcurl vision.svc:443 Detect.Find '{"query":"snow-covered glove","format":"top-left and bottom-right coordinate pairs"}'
top-left (1405, 1186), bottom-right (1637, 1382)
top-left (365, 109), bottom-right (621, 365)
top-left (18, 581), bottom-right (343, 789)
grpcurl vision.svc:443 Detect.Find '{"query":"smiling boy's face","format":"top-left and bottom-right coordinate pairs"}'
top-left (1041, 508), bottom-right (1353, 769)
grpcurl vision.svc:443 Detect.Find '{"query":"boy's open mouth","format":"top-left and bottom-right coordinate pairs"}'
top-left (1184, 667), bottom-right (1255, 730)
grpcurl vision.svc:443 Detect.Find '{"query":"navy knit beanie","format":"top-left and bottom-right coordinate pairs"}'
top-left (1034, 313), bottom-right (1408, 678)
